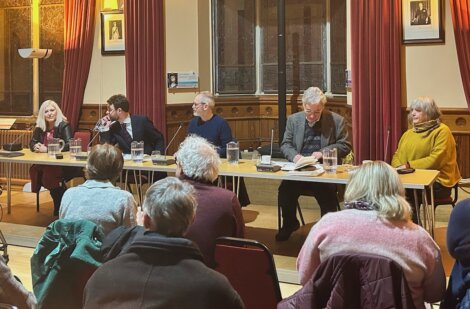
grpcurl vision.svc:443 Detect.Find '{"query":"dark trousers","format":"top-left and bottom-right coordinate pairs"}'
top-left (278, 180), bottom-right (338, 226)
top-left (406, 182), bottom-right (452, 223)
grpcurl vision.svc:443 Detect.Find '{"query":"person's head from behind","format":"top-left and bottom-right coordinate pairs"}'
top-left (107, 94), bottom-right (130, 122)
top-left (193, 91), bottom-right (215, 118)
top-left (36, 100), bottom-right (67, 131)
top-left (344, 161), bottom-right (411, 221)
top-left (408, 96), bottom-right (441, 125)
top-left (302, 87), bottom-right (326, 125)
top-left (176, 135), bottom-right (221, 183)
top-left (85, 144), bottom-right (123, 182)
top-left (142, 177), bottom-right (197, 237)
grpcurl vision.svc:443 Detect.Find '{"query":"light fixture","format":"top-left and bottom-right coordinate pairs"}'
top-left (102, 0), bottom-right (118, 11)
top-left (18, 48), bottom-right (52, 59)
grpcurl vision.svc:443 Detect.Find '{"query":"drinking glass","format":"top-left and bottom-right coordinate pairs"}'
top-left (227, 141), bottom-right (239, 164)
top-left (69, 138), bottom-right (82, 158)
top-left (151, 150), bottom-right (163, 165)
top-left (322, 148), bottom-right (338, 173)
top-left (131, 141), bottom-right (144, 163)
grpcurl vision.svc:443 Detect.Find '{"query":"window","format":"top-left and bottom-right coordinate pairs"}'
top-left (213, 0), bottom-right (346, 95)
top-left (0, 0), bottom-right (63, 116)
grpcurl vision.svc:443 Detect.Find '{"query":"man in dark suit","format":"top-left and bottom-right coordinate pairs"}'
top-left (276, 87), bottom-right (352, 241)
top-left (99, 94), bottom-right (164, 155)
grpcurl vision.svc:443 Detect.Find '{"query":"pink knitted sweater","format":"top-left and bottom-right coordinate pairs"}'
top-left (297, 209), bottom-right (445, 308)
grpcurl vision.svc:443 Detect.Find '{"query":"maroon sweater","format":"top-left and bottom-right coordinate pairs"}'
top-left (184, 179), bottom-right (245, 267)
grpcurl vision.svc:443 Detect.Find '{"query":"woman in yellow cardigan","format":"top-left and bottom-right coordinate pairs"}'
top-left (392, 96), bottom-right (461, 220)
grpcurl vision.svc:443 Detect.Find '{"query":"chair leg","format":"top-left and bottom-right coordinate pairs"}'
top-left (277, 204), bottom-right (281, 231)
top-left (296, 202), bottom-right (305, 226)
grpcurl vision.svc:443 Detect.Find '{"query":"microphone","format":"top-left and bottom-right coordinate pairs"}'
top-left (75, 121), bottom-right (117, 161)
top-left (2, 124), bottom-right (35, 152)
top-left (152, 122), bottom-right (183, 165)
top-left (256, 128), bottom-right (281, 172)
top-left (384, 127), bottom-right (391, 163)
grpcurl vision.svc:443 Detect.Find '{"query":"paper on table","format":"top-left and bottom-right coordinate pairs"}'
top-left (286, 166), bottom-right (325, 176)
top-left (123, 154), bottom-right (151, 162)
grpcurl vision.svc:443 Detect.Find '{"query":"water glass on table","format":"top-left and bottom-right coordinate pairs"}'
top-left (227, 141), bottom-right (239, 164)
top-left (322, 147), bottom-right (338, 173)
top-left (131, 141), bottom-right (144, 163)
top-left (69, 138), bottom-right (82, 158)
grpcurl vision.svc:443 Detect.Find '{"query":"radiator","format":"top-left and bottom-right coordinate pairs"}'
top-left (0, 130), bottom-right (33, 183)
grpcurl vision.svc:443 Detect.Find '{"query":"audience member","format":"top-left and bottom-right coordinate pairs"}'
top-left (83, 177), bottom-right (244, 309)
top-left (98, 94), bottom-right (164, 155)
top-left (188, 91), bottom-right (251, 207)
top-left (176, 135), bottom-right (244, 267)
top-left (59, 144), bottom-right (136, 235)
top-left (0, 256), bottom-right (37, 308)
top-left (29, 100), bottom-right (72, 215)
top-left (392, 96), bottom-right (461, 222)
top-left (440, 199), bottom-right (470, 308)
top-left (277, 86), bottom-right (351, 241)
top-left (297, 161), bottom-right (445, 308)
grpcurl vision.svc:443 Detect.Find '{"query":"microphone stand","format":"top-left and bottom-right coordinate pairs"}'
top-left (153, 122), bottom-right (183, 165)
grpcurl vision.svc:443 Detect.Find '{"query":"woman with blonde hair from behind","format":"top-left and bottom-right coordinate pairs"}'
top-left (297, 161), bottom-right (445, 308)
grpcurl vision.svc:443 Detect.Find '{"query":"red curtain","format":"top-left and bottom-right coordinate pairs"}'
top-left (450, 0), bottom-right (470, 110)
top-left (124, 0), bottom-right (166, 136)
top-left (350, 0), bottom-right (402, 163)
top-left (61, 0), bottom-right (96, 131)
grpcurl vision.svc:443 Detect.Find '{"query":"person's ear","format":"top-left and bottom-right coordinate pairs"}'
top-left (143, 211), bottom-right (152, 229)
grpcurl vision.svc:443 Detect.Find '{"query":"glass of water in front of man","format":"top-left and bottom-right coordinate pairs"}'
top-left (322, 147), bottom-right (338, 173)
top-left (226, 141), bottom-right (240, 164)
top-left (69, 138), bottom-right (82, 159)
top-left (131, 141), bottom-right (144, 163)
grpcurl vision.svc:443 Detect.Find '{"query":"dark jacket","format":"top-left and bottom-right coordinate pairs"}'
top-left (99, 115), bottom-right (164, 154)
top-left (31, 219), bottom-right (103, 309)
top-left (84, 227), bottom-right (244, 309)
top-left (29, 121), bottom-right (73, 152)
top-left (277, 253), bottom-right (415, 309)
top-left (441, 199), bottom-right (470, 309)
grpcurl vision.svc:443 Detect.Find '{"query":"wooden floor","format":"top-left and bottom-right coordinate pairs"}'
top-left (0, 179), bottom-right (466, 299)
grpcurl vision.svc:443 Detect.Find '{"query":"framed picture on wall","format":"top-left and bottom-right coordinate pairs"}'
top-left (101, 11), bottom-right (125, 55)
top-left (402, 0), bottom-right (444, 44)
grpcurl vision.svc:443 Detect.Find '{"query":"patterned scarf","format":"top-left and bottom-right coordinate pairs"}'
top-left (344, 199), bottom-right (377, 211)
top-left (413, 119), bottom-right (440, 134)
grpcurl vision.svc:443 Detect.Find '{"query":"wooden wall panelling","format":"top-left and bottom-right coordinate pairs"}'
top-left (454, 134), bottom-right (470, 178)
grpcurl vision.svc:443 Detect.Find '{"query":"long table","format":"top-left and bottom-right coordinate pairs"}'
top-left (0, 151), bottom-right (439, 234)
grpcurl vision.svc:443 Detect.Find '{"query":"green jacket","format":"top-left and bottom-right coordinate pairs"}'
top-left (31, 219), bottom-right (104, 309)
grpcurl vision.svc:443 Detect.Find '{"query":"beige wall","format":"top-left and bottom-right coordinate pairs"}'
top-left (83, 1), bottom-right (468, 109)
top-left (83, 0), bottom-right (126, 106)
top-left (404, 0), bottom-right (466, 108)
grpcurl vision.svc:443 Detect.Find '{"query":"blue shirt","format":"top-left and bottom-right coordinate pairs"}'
top-left (188, 114), bottom-right (233, 157)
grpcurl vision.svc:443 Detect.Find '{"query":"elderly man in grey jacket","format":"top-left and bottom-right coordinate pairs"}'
top-left (276, 87), bottom-right (352, 241)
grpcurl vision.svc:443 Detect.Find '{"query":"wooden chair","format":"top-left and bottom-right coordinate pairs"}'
top-left (214, 237), bottom-right (282, 309)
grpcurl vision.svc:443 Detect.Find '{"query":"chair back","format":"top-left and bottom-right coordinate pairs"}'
top-left (73, 130), bottom-right (92, 151)
top-left (214, 237), bottom-right (281, 309)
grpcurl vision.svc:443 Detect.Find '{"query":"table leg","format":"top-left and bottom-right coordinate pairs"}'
top-left (413, 189), bottom-right (420, 226)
